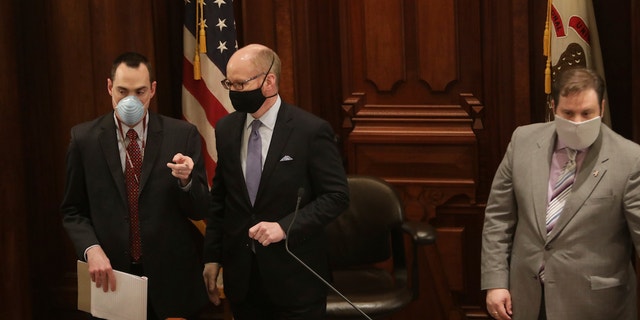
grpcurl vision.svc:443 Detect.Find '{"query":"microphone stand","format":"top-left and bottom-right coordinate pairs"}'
top-left (284, 188), bottom-right (372, 320)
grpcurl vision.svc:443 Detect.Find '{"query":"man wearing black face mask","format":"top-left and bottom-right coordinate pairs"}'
top-left (482, 67), bottom-right (640, 320)
top-left (202, 44), bottom-right (349, 319)
top-left (61, 52), bottom-right (209, 319)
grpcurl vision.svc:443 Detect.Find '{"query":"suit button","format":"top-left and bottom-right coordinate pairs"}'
top-left (545, 244), bottom-right (552, 250)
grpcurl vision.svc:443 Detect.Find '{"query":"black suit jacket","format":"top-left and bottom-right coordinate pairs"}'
top-left (61, 111), bottom-right (209, 318)
top-left (204, 102), bottom-right (349, 306)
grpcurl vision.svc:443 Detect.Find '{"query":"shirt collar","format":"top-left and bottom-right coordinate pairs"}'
top-left (245, 95), bottom-right (281, 131)
top-left (554, 137), bottom-right (587, 152)
top-left (113, 111), bottom-right (149, 138)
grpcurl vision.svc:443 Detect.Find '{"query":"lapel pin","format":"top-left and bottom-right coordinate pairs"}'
top-left (592, 170), bottom-right (599, 177)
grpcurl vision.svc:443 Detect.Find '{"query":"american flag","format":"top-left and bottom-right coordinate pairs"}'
top-left (182, 0), bottom-right (237, 184)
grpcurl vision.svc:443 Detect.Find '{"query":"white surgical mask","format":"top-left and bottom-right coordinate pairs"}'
top-left (555, 116), bottom-right (601, 150)
top-left (116, 96), bottom-right (146, 126)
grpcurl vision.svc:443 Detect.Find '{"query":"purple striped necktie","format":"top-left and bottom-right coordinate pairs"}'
top-left (545, 147), bottom-right (578, 233)
top-left (540, 147), bottom-right (577, 281)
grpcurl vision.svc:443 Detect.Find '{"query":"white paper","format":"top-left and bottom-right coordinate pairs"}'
top-left (77, 260), bottom-right (148, 320)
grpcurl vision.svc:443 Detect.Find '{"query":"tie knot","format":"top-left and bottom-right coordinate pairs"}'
top-left (566, 148), bottom-right (577, 161)
top-left (127, 129), bottom-right (138, 141)
top-left (251, 120), bottom-right (261, 132)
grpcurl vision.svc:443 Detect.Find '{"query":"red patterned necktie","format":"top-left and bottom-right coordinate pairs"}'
top-left (125, 129), bottom-right (142, 262)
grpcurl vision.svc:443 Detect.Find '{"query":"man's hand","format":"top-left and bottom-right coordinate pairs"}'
top-left (249, 221), bottom-right (285, 246)
top-left (167, 153), bottom-right (193, 186)
top-left (486, 288), bottom-right (513, 319)
top-left (86, 246), bottom-right (116, 292)
top-left (203, 263), bottom-right (221, 305)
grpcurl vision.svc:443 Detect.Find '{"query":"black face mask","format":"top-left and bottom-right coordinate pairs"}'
top-left (229, 87), bottom-right (267, 114)
top-left (229, 57), bottom-right (276, 114)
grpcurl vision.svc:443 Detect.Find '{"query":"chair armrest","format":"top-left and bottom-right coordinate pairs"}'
top-left (401, 221), bottom-right (436, 245)
top-left (399, 220), bottom-right (436, 300)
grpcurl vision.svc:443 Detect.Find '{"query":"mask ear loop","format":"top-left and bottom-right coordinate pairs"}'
top-left (260, 56), bottom-right (278, 99)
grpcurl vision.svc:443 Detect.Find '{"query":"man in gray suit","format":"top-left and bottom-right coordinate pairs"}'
top-left (481, 67), bottom-right (640, 319)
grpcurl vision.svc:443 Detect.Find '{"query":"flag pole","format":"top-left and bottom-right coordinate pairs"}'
top-left (544, 0), bottom-right (553, 122)
top-left (199, 0), bottom-right (207, 54)
top-left (193, 0), bottom-right (203, 80)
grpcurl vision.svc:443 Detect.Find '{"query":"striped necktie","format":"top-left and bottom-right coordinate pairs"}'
top-left (540, 147), bottom-right (578, 281)
top-left (545, 147), bottom-right (577, 233)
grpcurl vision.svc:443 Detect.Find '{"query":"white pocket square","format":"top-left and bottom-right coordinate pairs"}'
top-left (280, 155), bottom-right (294, 162)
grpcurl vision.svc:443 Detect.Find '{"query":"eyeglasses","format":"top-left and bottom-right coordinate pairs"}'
top-left (221, 73), bottom-right (266, 90)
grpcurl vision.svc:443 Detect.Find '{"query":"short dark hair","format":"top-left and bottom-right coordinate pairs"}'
top-left (110, 52), bottom-right (154, 82)
top-left (552, 67), bottom-right (605, 106)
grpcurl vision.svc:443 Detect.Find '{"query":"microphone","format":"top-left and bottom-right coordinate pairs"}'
top-left (285, 188), bottom-right (372, 320)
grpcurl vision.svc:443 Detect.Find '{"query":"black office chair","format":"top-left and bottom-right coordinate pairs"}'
top-left (325, 175), bottom-right (436, 319)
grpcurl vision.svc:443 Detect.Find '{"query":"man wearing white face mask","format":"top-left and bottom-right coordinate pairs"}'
top-left (481, 67), bottom-right (640, 320)
top-left (61, 52), bottom-right (209, 319)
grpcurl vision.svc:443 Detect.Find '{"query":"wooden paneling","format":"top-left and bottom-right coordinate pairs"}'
top-left (3, 0), bottom-right (639, 318)
top-left (416, 0), bottom-right (457, 92)
top-left (0, 0), bottom-right (31, 318)
top-left (363, 0), bottom-right (405, 91)
top-left (340, 0), bottom-right (483, 106)
top-left (340, 0), bottom-right (487, 317)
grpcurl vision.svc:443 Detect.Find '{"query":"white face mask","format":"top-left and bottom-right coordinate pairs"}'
top-left (554, 116), bottom-right (601, 150)
top-left (116, 96), bottom-right (146, 126)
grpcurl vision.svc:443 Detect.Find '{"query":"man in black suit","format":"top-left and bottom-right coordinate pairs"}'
top-left (61, 52), bottom-right (209, 319)
top-left (202, 44), bottom-right (349, 319)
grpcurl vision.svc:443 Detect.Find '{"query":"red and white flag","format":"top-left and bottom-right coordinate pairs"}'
top-left (182, 0), bottom-right (238, 184)
top-left (544, 0), bottom-right (610, 123)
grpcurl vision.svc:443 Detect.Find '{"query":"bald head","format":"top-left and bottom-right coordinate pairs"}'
top-left (227, 44), bottom-right (281, 85)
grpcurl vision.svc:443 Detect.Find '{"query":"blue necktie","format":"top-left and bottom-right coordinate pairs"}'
top-left (246, 120), bottom-right (262, 205)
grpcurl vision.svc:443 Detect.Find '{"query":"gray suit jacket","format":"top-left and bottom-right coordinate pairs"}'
top-left (482, 122), bottom-right (640, 319)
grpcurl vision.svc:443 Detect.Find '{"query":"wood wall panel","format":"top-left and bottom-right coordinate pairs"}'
top-left (416, 0), bottom-right (457, 92)
top-left (1, 0), bottom-right (31, 318)
top-left (363, 0), bottom-right (405, 92)
top-left (341, 0), bottom-right (486, 317)
top-left (436, 227), bottom-right (465, 292)
top-left (340, 0), bottom-right (482, 107)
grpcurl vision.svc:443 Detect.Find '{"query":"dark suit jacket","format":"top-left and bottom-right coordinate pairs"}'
top-left (204, 102), bottom-right (349, 307)
top-left (61, 111), bottom-right (209, 318)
